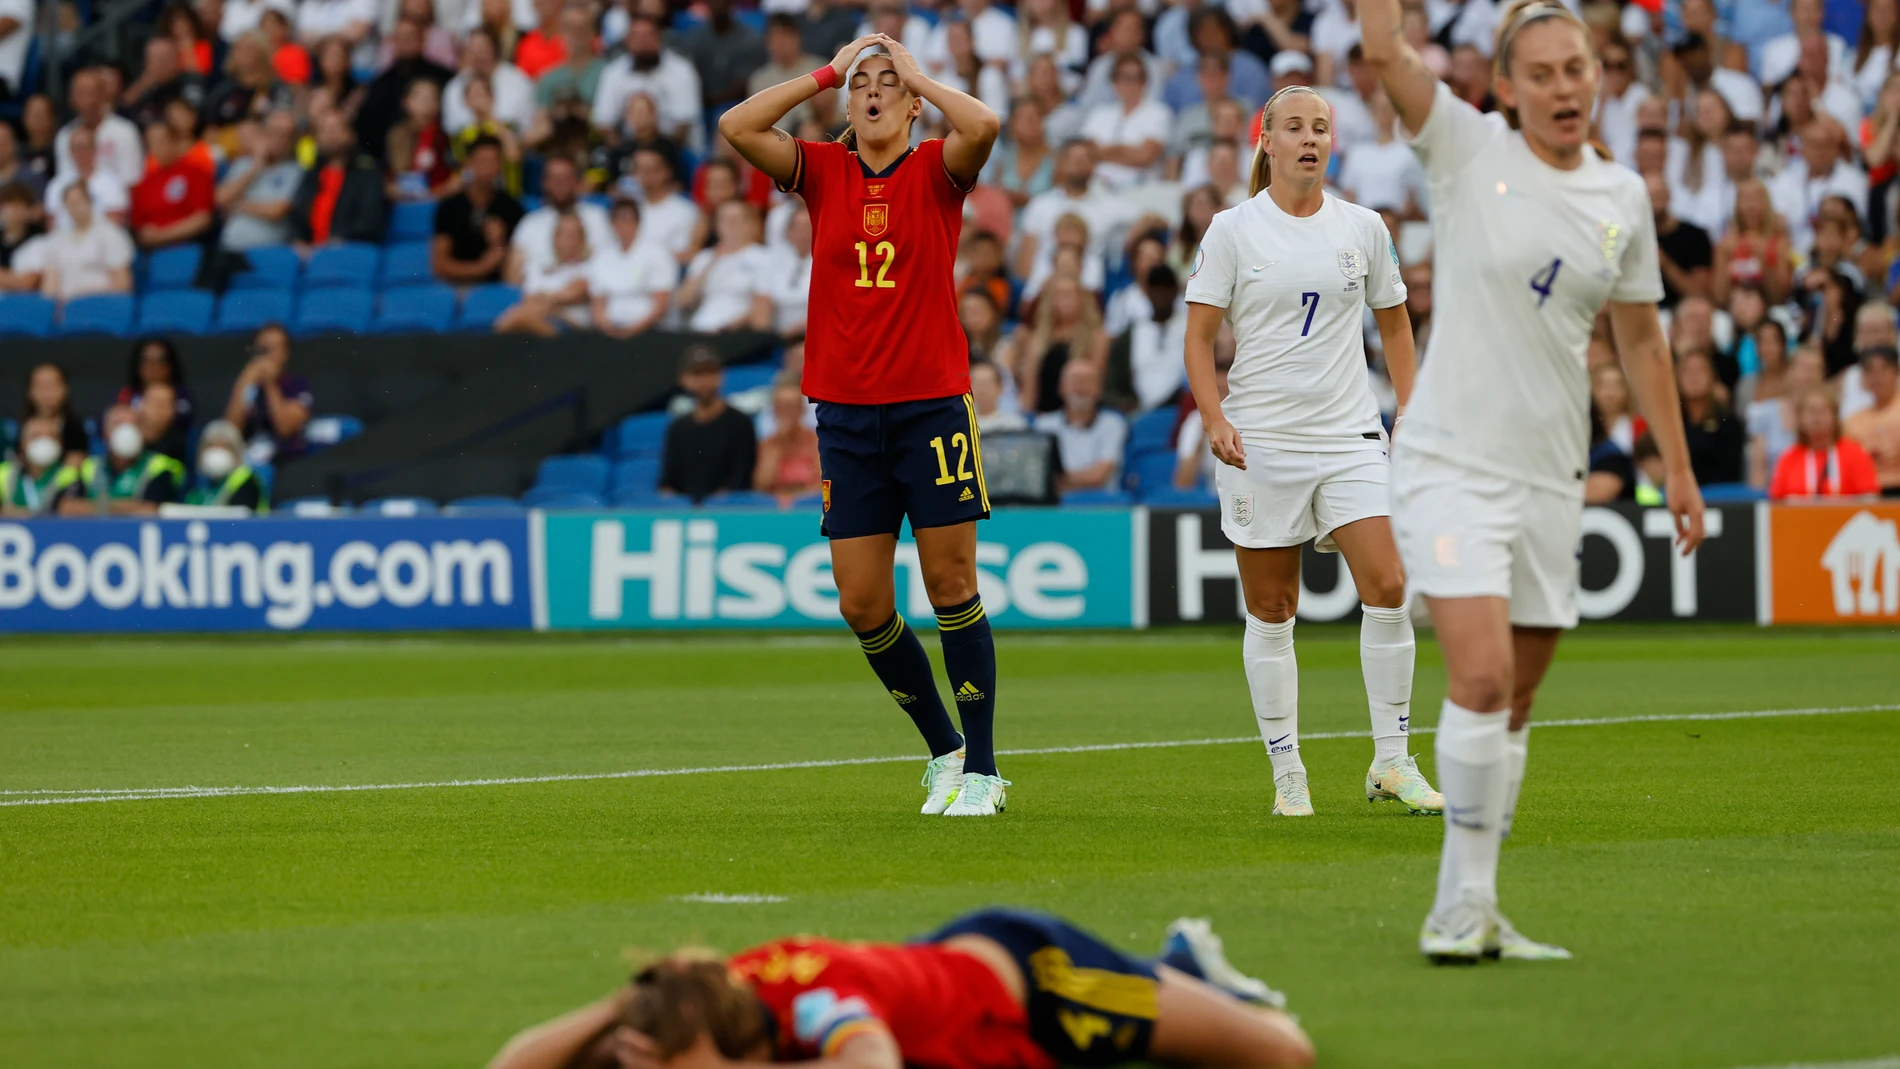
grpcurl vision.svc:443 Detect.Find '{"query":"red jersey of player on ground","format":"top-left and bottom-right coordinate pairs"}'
top-left (728, 937), bottom-right (1054, 1069)
top-left (784, 137), bottom-right (973, 406)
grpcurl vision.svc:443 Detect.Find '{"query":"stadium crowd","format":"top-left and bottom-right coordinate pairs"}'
top-left (4, 0), bottom-right (1900, 514)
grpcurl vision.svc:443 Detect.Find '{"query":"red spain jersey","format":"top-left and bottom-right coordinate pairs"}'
top-left (729, 938), bottom-right (1054, 1069)
top-left (784, 138), bottom-right (973, 405)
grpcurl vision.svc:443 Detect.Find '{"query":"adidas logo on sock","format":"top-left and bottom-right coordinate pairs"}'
top-left (955, 681), bottom-right (985, 702)
top-left (958, 487), bottom-right (974, 502)
top-left (890, 689), bottom-right (919, 705)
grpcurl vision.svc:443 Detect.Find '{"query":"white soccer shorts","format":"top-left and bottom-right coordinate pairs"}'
top-left (1216, 443), bottom-right (1391, 553)
top-left (1389, 448), bottom-right (1584, 630)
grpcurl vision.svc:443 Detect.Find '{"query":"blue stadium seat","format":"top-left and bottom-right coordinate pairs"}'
top-left (1140, 485), bottom-right (1218, 509)
top-left (456, 283), bottom-right (520, 330)
top-left (1062, 488), bottom-right (1134, 506)
top-left (305, 415), bottom-right (365, 447)
top-left (361, 496), bottom-right (439, 516)
top-left (445, 495), bottom-right (525, 515)
top-left (280, 496), bottom-right (351, 517)
top-left (143, 245), bottom-right (203, 290)
top-left (136, 290), bottom-right (215, 335)
top-left (388, 199), bottom-right (437, 242)
top-left (380, 241), bottom-right (435, 287)
top-left (723, 363), bottom-right (778, 395)
top-left (57, 294), bottom-right (135, 337)
top-left (305, 242), bottom-right (381, 290)
top-left (1702, 482), bottom-right (1766, 503)
top-left (537, 454), bottom-right (611, 495)
top-left (0, 294), bottom-right (57, 337)
top-left (607, 412), bottom-right (671, 458)
top-left (374, 284), bottom-right (455, 333)
top-left (610, 456), bottom-right (660, 488)
top-left (294, 289), bottom-right (374, 336)
top-left (214, 289), bottom-right (295, 334)
top-left (522, 487), bottom-right (604, 509)
top-left (1125, 450), bottom-right (1180, 499)
top-left (1128, 408), bottom-right (1178, 455)
top-left (608, 484), bottom-right (663, 507)
top-left (701, 490), bottom-right (778, 509)
top-left (228, 245), bottom-right (301, 290)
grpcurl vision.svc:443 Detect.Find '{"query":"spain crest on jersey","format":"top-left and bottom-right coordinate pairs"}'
top-left (863, 203), bottom-right (890, 237)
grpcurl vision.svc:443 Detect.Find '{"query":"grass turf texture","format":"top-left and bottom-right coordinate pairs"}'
top-left (1, 626), bottom-right (1895, 1069)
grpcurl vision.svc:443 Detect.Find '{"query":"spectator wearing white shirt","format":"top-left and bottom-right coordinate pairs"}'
top-left (445, 28), bottom-right (536, 134)
top-left (1668, 90), bottom-right (1732, 224)
top-left (1174, 356), bottom-right (1231, 490)
top-left (1675, 32), bottom-right (1766, 125)
top-left (1080, 55), bottom-right (1172, 190)
top-left (971, 360), bottom-right (1027, 433)
top-left (497, 211), bottom-right (593, 335)
top-left (1853, 0), bottom-right (1900, 107)
top-left (1021, 212), bottom-right (1107, 301)
top-left (1792, 33), bottom-right (1865, 135)
top-left (1309, 0), bottom-right (1363, 88)
top-left (1034, 360), bottom-right (1128, 492)
top-left (0, 0), bottom-right (32, 98)
top-left (1771, 116), bottom-right (1869, 254)
top-left (1319, 46), bottom-right (1380, 154)
top-left (1120, 264), bottom-right (1188, 413)
top-left (510, 156), bottom-right (614, 280)
top-left (1077, 9), bottom-right (1165, 110)
top-left (592, 16), bottom-right (705, 150)
top-left (922, 0), bottom-right (1017, 78)
top-left (1594, 37), bottom-right (1650, 167)
top-left (1013, 0), bottom-right (1088, 87)
top-left (1758, 0), bottom-right (1848, 87)
top-left (1339, 91), bottom-right (1427, 215)
top-left (44, 125), bottom-right (130, 231)
top-left (297, 0), bottom-right (377, 49)
top-left (54, 71), bottom-right (145, 189)
top-left (628, 147), bottom-right (703, 264)
top-left (1015, 140), bottom-right (1133, 284)
top-left (589, 199), bottom-right (679, 338)
top-left (755, 204), bottom-right (813, 339)
top-left (678, 201), bottom-right (773, 333)
top-left (39, 184), bottom-right (134, 303)
top-left (1025, 54), bottom-right (1089, 146)
top-left (220, 0), bottom-right (294, 43)
top-left (934, 20), bottom-right (1013, 121)
top-left (1178, 96), bottom-right (1246, 189)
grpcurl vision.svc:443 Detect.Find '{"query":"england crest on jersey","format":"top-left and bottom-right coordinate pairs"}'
top-left (1337, 248), bottom-right (1365, 280)
top-left (1231, 492), bottom-right (1254, 527)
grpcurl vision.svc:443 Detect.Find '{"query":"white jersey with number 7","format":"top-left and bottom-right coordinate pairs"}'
top-left (1400, 81), bottom-right (1662, 495)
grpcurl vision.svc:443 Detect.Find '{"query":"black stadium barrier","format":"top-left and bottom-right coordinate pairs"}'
top-left (1, 330), bottom-right (778, 504)
top-left (1143, 502), bottom-right (1759, 625)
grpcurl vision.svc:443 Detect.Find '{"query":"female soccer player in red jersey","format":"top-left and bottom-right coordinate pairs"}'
top-left (486, 908), bottom-right (1315, 1069)
top-left (718, 36), bottom-right (1008, 817)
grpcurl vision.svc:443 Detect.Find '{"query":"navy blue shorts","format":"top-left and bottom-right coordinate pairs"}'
top-left (921, 908), bottom-right (1158, 1066)
top-left (816, 394), bottom-right (991, 539)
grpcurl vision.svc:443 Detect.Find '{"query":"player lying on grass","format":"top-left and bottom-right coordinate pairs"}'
top-left (486, 909), bottom-right (1315, 1069)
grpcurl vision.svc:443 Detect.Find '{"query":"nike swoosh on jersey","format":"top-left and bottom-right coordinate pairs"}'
top-left (1252, 262), bottom-right (1276, 272)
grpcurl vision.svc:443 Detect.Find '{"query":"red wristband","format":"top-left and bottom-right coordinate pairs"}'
top-left (809, 64), bottom-right (839, 91)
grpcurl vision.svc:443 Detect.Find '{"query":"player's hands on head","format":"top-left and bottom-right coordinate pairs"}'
top-left (874, 34), bottom-right (928, 92)
top-left (1666, 472), bottom-right (1706, 556)
top-left (1205, 413), bottom-right (1247, 470)
top-left (830, 35), bottom-right (884, 81)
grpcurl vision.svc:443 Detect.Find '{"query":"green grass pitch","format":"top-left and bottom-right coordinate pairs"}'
top-left (2, 625), bottom-right (1896, 1069)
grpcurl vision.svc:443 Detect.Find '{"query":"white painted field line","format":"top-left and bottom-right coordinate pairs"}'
top-left (671, 893), bottom-right (789, 904)
top-left (1722, 1057), bottom-right (1900, 1069)
top-left (4, 703), bottom-right (1893, 809)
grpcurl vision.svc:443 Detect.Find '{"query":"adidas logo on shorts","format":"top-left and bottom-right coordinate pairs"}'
top-left (958, 487), bottom-right (974, 502)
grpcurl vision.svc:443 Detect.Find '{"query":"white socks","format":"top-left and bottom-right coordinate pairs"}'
top-left (1501, 724), bottom-right (1529, 839)
top-left (1432, 699), bottom-right (1507, 914)
top-left (1360, 603), bottom-right (1415, 766)
top-left (1243, 614), bottom-right (1304, 781)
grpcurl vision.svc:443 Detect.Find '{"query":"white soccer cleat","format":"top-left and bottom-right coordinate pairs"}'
top-left (1486, 911), bottom-right (1573, 961)
top-left (1420, 894), bottom-right (1495, 965)
top-left (1161, 917), bottom-right (1288, 1009)
top-left (1271, 770), bottom-right (1314, 817)
top-left (942, 772), bottom-right (1008, 816)
top-left (1366, 754), bottom-right (1444, 815)
top-left (920, 749), bottom-right (966, 815)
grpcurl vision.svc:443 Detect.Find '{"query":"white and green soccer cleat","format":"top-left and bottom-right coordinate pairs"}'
top-left (1271, 770), bottom-right (1314, 816)
top-left (1160, 917), bottom-right (1288, 1009)
top-left (1486, 911), bottom-right (1573, 961)
top-left (1420, 895), bottom-right (1495, 965)
top-left (920, 749), bottom-right (966, 815)
top-left (943, 772), bottom-right (1008, 816)
top-left (1366, 755), bottom-right (1444, 815)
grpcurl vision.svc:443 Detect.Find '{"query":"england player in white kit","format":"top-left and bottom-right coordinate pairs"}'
top-left (1362, 0), bottom-right (1706, 962)
top-left (1183, 86), bottom-right (1442, 821)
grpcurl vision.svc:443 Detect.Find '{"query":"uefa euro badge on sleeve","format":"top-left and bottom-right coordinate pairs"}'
top-left (1231, 492), bottom-right (1254, 527)
top-left (1337, 248), bottom-right (1366, 280)
top-left (1598, 220), bottom-right (1622, 262)
top-left (863, 203), bottom-right (890, 237)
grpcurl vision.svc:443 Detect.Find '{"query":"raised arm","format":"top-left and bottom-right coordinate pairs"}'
top-left (879, 35), bottom-right (1002, 185)
top-left (1608, 301), bottom-right (1707, 553)
top-left (1358, 0), bottom-right (1438, 137)
top-left (719, 35), bottom-right (884, 185)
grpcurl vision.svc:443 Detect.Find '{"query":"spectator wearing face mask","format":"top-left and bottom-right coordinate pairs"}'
top-left (65, 405), bottom-right (185, 515)
top-left (188, 419), bottom-right (269, 512)
top-left (1, 415), bottom-right (83, 516)
top-left (1034, 359), bottom-right (1126, 493)
top-left (119, 337), bottom-right (196, 460)
top-left (225, 323), bottom-right (312, 462)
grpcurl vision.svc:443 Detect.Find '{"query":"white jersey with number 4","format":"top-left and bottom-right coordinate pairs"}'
top-left (1185, 189), bottom-right (1406, 451)
top-left (1401, 81), bottom-right (1663, 494)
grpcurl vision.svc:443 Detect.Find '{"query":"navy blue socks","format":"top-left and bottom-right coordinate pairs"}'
top-left (856, 613), bottom-right (963, 758)
top-left (934, 595), bottom-right (998, 777)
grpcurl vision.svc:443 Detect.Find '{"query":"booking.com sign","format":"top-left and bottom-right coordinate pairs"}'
top-left (0, 518), bottom-right (530, 632)
top-left (539, 509), bottom-right (1137, 630)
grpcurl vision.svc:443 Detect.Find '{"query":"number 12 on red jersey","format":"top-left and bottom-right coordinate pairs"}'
top-left (855, 241), bottom-right (896, 289)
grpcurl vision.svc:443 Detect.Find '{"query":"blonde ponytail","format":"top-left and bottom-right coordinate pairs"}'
top-left (1250, 85), bottom-right (1327, 197)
